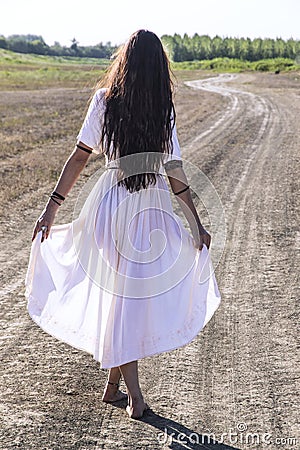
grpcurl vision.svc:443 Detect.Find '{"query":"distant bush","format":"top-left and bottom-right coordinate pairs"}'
top-left (0, 36), bottom-right (7, 49)
top-left (254, 58), bottom-right (296, 72)
top-left (172, 57), bottom-right (298, 72)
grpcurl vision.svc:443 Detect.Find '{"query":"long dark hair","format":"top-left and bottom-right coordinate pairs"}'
top-left (99, 29), bottom-right (175, 192)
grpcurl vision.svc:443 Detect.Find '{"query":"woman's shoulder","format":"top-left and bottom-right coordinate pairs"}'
top-left (94, 87), bottom-right (108, 101)
top-left (91, 88), bottom-right (108, 113)
top-left (95, 87), bottom-right (108, 96)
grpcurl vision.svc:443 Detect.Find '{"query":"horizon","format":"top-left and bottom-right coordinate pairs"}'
top-left (1, 32), bottom-right (299, 49)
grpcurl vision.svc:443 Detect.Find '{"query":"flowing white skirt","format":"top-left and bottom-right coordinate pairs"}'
top-left (25, 169), bottom-right (221, 368)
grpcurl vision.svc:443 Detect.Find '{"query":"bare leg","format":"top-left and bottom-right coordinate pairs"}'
top-left (119, 361), bottom-right (149, 419)
top-left (102, 366), bottom-right (127, 403)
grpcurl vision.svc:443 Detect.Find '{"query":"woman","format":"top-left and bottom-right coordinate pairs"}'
top-left (26, 30), bottom-right (221, 419)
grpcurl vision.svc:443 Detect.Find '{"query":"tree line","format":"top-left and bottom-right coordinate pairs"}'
top-left (161, 34), bottom-right (300, 62)
top-left (0, 34), bottom-right (117, 59)
top-left (0, 33), bottom-right (299, 62)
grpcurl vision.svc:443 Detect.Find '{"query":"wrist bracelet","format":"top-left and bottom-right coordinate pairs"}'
top-left (50, 196), bottom-right (62, 206)
top-left (51, 190), bottom-right (65, 201)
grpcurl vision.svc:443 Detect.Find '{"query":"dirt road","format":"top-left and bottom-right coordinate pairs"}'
top-left (0, 72), bottom-right (299, 449)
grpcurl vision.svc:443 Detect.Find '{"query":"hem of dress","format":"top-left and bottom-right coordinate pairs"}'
top-left (100, 297), bottom-right (221, 368)
top-left (100, 318), bottom-right (218, 369)
top-left (26, 294), bottom-right (221, 370)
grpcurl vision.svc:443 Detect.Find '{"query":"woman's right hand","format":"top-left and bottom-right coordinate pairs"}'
top-left (32, 201), bottom-right (59, 243)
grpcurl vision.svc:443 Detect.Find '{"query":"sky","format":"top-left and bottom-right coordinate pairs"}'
top-left (1, 0), bottom-right (299, 47)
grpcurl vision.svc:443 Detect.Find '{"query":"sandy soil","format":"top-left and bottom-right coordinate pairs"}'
top-left (0, 71), bottom-right (299, 449)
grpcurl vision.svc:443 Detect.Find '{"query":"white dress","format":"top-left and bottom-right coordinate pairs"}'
top-left (25, 89), bottom-right (221, 369)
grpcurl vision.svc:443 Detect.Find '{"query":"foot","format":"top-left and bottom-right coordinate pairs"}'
top-left (126, 399), bottom-right (150, 419)
top-left (102, 382), bottom-right (127, 403)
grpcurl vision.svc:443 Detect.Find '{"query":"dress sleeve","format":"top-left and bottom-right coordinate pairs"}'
top-left (76, 88), bottom-right (106, 154)
top-left (162, 122), bottom-right (183, 170)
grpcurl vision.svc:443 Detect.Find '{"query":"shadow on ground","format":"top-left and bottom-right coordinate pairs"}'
top-left (112, 400), bottom-right (240, 449)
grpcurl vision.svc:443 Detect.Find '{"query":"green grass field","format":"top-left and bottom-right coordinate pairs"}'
top-left (0, 48), bottom-right (299, 90)
top-left (0, 49), bottom-right (109, 89)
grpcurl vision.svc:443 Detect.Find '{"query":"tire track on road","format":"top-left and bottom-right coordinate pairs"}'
top-left (184, 74), bottom-right (273, 209)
